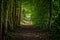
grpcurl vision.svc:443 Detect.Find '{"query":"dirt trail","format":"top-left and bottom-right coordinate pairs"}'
top-left (6, 25), bottom-right (49, 40)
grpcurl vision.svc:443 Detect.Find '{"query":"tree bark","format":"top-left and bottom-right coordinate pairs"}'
top-left (8, 0), bottom-right (13, 30)
top-left (18, 2), bottom-right (21, 25)
top-left (0, 0), bottom-right (2, 40)
top-left (12, 0), bottom-right (17, 27)
top-left (2, 0), bottom-right (7, 40)
top-left (15, 0), bottom-right (22, 26)
top-left (48, 0), bottom-right (53, 29)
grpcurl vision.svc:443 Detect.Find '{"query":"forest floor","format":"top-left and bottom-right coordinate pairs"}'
top-left (6, 25), bottom-right (49, 40)
top-left (0, 29), bottom-right (2, 40)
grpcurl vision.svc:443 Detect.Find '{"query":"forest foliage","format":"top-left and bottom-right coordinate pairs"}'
top-left (0, 0), bottom-right (60, 40)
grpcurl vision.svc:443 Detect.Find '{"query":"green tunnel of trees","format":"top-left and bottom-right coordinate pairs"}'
top-left (0, 0), bottom-right (60, 40)
top-left (1, 0), bottom-right (51, 30)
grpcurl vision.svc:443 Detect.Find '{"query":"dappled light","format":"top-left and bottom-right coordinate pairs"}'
top-left (20, 3), bottom-right (34, 25)
top-left (1, 0), bottom-right (60, 40)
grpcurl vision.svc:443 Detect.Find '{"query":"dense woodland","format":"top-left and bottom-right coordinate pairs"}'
top-left (0, 0), bottom-right (60, 40)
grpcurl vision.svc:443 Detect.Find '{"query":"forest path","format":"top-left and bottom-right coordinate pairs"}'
top-left (6, 25), bottom-right (49, 40)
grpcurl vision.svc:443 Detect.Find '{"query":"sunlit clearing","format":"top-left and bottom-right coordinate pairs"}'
top-left (20, 4), bottom-right (33, 25)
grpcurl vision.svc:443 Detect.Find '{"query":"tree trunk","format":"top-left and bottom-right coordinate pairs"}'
top-left (17, 2), bottom-right (21, 25)
top-left (2, 0), bottom-right (8, 40)
top-left (12, 0), bottom-right (17, 27)
top-left (48, 0), bottom-right (53, 29)
top-left (0, 0), bottom-right (2, 40)
top-left (8, 0), bottom-right (14, 30)
top-left (18, 2), bottom-right (21, 25)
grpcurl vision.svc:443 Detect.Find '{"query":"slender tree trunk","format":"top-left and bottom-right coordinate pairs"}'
top-left (17, 2), bottom-right (21, 25)
top-left (0, 0), bottom-right (2, 31)
top-left (5, 9), bottom-right (8, 32)
top-left (1, 0), bottom-right (5, 40)
top-left (0, 0), bottom-right (2, 40)
top-left (18, 2), bottom-right (21, 25)
top-left (48, 0), bottom-right (53, 29)
top-left (12, 0), bottom-right (17, 27)
top-left (14, 0), bottom-right (16, 26)
top-left (9, 0), bottom-right (13, 30)
top-left (15, 1), bottom-right (18, 26)
top-left (3, 0), bottom-right (7, 32)
top-left (3, 0), bottom-right (8, 40)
